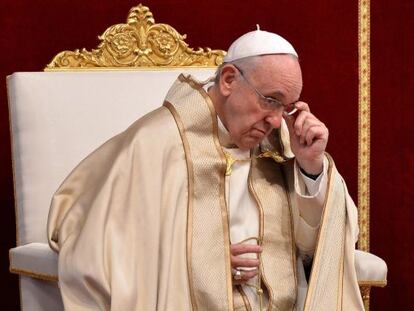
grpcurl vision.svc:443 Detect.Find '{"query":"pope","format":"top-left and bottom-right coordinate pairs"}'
top-left (48, 27), bottom-right (364, 310)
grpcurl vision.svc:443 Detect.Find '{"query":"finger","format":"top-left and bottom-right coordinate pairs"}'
top-left (294, 101), bottom-right (310, 113)
top-left (231, 244), bottom-right (262, 256)
top-left (231, 256), bottom-right (260, 268)
top-left (239, 269), bottom-right (259, 281)
top-left (284, 101), bottom-right (311, 134)
top-left (299, 118), bottom-right (322, 145)
top-left (305, 126), bottom-right (318, 146)
top-left (304, 125), bottom-right (326, 146)
top-left (294, 111), bottom-right (313, 137)
top-left (292, 101), bottom-right (311, 133)
top-left (233, 268), bottom-right (259, 284)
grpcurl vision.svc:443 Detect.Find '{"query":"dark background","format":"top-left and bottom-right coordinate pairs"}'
top-left (0, 1), bottom-right (412, 309)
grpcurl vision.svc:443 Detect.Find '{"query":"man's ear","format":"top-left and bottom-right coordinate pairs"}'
top-left (219, 65), bottom-right (237, 97)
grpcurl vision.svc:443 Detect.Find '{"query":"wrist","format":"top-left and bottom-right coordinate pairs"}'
top-left (296, 156), bottom-right (324, 176)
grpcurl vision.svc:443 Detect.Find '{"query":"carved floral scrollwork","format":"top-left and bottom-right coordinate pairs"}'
top-left (46, 4), bottom-right (225, 69)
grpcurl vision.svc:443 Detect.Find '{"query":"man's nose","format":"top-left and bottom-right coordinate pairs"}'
top-left (265, 114), bottom-right (282, 129)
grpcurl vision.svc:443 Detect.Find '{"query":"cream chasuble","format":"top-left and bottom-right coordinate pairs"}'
top-left (220, 119), bottom-right (328, 311)
top-left (48, 74), bottom-right (364, 311)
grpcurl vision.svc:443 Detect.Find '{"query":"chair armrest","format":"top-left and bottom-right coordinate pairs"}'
top-left (355, 250), bottom-right (387, 287)
top-left (9, 243), bottom-right (58, 282)
top-left (9, 244), bottom-right (387, 287)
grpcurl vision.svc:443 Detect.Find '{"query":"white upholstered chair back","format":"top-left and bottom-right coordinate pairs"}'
top-left (7, 69), bottom-right (216, 310)
top-left (8, 70), bottom-right (215, 246)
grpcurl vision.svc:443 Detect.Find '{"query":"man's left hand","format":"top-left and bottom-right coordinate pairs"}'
top-left (284, 101), bottom-right (329, 175)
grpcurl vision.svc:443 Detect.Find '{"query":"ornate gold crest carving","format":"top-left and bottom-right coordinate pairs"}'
top-left (46, 4), bottom-right (225, 69)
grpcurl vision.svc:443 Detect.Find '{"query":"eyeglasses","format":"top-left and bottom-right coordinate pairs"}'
top-left (233, 64), bottom-right (298, 116)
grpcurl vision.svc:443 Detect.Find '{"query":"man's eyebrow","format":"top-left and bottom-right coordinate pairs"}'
top-left (266, 90), bottom-right (285, 100)
top-left (267, 91), bottom-right (300, 106)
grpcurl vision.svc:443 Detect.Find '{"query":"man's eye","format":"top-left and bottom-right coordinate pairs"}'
top-left (265, 97), bottom-right (281, 107)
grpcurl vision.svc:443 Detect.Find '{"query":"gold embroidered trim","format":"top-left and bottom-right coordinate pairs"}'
top-left (224, 150), bottom-right (289, 177)
top-left (237, 237), bottom-right (264, 310)
top-left (237, 285), bottom-right (253, 311)
top-left (247, 165), bottom-right (272, 308)
top-left (202, 82), bottom-right (235, 310)
top-left (166, 75), bottom-right (233, 309)
top-left (248, 153), bottom-right (297, 310)
top-left (358, 0), bottom-right (371, 253)
top-left (176, 75), bottom-right (234, 309)
top-left (257, 150), bottom-right (288, 163)
top-left (223, 151), bottom-right (250, 176)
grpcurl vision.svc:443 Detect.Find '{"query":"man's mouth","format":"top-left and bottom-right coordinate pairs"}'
top-left (250, 128), bottom-right (266, 138)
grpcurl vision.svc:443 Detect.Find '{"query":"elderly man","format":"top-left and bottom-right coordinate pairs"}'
top-left (48, 29), bottom-right (364, 310)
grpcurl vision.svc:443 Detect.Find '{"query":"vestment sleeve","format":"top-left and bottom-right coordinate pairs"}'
top-left (293, 156), bottom-right (328, 257)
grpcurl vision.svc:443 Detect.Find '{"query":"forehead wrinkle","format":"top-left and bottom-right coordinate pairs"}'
top-left (245, 54), bottom-right (302, 103)
top-left (264, 76), bottom-right (302, 101)
top-left (270, 70), bottom-right (302, 101)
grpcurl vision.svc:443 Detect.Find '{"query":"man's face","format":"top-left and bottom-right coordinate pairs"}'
top-left (219, 55), bottom-right (303, 150)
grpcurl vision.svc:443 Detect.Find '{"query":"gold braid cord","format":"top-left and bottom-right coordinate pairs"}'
top-left (358, 0), bottom-right (370, 253)
top-left (46, 4), bottom-right (225, 69)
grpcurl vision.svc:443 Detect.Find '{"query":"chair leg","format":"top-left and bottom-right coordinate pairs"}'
top-left (360, 285), bottom-right (371, 310)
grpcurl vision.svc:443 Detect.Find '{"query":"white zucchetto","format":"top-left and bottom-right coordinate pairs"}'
top-left (223, 25), bottom-right (298, 62)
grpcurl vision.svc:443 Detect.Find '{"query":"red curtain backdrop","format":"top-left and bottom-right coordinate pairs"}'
top-left (370, 1), bottom-right (414, 309)
top-left (0, 1), bottom-right (412, 309)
